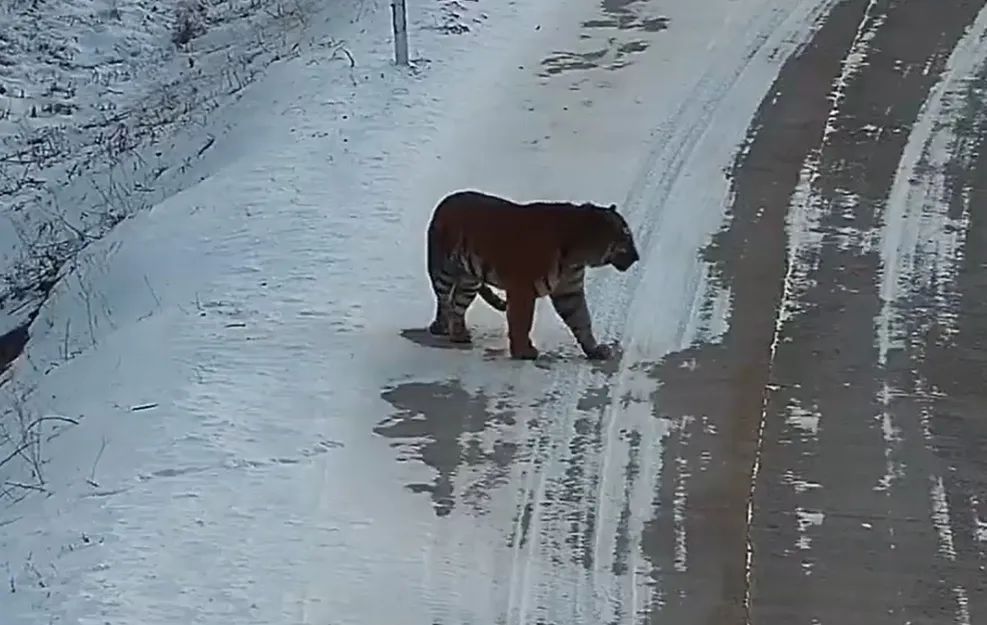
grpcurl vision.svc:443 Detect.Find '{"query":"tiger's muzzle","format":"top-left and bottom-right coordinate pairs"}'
top-left (611, 247), bottom-right (639, 272)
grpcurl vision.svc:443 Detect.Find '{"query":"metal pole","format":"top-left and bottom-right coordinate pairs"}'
top-left (391, 0), bottom-right (409, 65)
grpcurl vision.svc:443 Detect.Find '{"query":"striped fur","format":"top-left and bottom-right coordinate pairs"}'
top-left (425, 190), bottom-right (640, 360)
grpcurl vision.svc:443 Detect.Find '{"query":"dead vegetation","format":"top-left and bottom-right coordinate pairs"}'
top-left (172, 0), bottom-right (208, 46)
top-left (0, 381), bottom-right (80, 505)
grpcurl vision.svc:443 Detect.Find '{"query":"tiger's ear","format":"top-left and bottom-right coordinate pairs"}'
top-left (608, 203), bottom-right (617, 211)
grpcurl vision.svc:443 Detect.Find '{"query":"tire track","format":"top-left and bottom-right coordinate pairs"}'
top-left (918, 78), bottom-right (987, 618)
top-left (875, 7), bottom-right (987, 624)
top-left (874, 8), bottom-right (987, 620)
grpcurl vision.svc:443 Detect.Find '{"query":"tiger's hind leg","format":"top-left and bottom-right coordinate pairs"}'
top-left (429, 310), bottom-right (449, 336)
top-left (426, 234), bottom-right (477, 343)
top-left (427, 268), bottom-right (478, 343)
top-left (446, 279), bottom-right (480, 343)
top-left (428, 254), bottom-right (456, 336)
top-left (428, 284), bottom-right (451, 337)
top-left (427, 228), bottom-right (455, 337)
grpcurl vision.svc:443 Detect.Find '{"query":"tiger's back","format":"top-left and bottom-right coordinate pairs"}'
top-left (428, 190), bottom-right (575, 288)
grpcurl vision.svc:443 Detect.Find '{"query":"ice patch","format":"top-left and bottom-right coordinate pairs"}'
top-left (795, 506), bottom-right (824, 576)
top-left (930, 475), bottom-right (957, 561)
top-left (784, 469), bottom-right (821, 495)
top-left (785, 398), bottom-right (821, 437)
top-left (874, 382), bottom-right (904, 492)
top-left (971, 495), bottom-right (987, 543)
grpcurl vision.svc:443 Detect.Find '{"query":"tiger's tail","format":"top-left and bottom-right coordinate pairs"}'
top-left (428, 213), bottom-right (505, 312)
top-left (478, 285), bottom-right (507, 311)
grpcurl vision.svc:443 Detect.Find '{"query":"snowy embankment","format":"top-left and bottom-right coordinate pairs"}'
top-left (0, 0), bottom-right (343, 343)
top-left (0, 0), bottom-right (836, 622)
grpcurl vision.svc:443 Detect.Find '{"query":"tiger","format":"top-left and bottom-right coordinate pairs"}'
top-left (425, 189), bottom-right (640, 360)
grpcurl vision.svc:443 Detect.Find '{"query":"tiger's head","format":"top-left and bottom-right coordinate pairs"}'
top-left (582, 203), bottom-right (640, 272)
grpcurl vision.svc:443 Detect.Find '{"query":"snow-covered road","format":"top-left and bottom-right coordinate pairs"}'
top-left (4, 0), bottom-right (987, 623)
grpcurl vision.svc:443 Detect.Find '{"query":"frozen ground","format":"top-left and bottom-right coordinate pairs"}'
top-left (3, 0), bottom-right (987, 623)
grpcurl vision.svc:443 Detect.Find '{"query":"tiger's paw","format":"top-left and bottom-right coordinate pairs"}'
top-left (428, 320), bottom-right (448, 336)
top-left (584, 343), bottom-right (614, 360)
top-left (446, 318), bottom-right (472, 343)
top-left (448, 324), bottom-right (472, 344)
top-left (510, 345), bottom-right (539, 360)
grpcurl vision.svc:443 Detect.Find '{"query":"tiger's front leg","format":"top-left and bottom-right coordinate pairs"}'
top-left (550, 289), bottom-right (612, 360)
top-left (505, 284), bottom-right (538, 360)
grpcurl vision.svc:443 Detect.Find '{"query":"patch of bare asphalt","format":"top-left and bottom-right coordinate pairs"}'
top-left (540, 40), bottom-right (651, 77)
top-left (641, 0), bottom-right (987, 623)
top-left (585, 0), bottom-right (670, 32)
top-left (375, 380), bottom-right (517, 517)
top-left (540, 0), bottom-right (668, 77)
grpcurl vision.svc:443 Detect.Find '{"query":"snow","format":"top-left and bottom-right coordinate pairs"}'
top-left (794, 506), bottom-right (824, 557)
top-left (1, 0), bottom-right (836, 623)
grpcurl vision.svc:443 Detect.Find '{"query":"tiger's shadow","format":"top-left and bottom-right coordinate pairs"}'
top-left (399, 327), bottom-right (623, 370)
top-left (399, 327), bottom-right (472, 351)
top-left (399, 327), bottom-right (563, 361)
